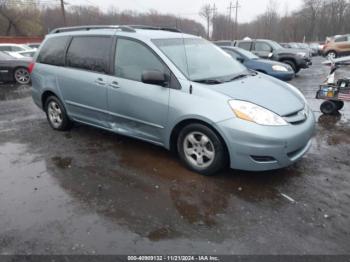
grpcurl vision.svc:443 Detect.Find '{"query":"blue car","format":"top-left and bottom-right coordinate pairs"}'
top-left (221, 46), bottom-right (295, 81)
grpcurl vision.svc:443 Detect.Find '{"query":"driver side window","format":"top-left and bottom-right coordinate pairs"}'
top-left (255, 42), bottom-right (272, 52)
top-left (115, 38), bottom-right (168, 82)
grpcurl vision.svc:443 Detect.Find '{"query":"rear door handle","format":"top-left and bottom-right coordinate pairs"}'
top-left (109, 81), bottom-right (120, 89)
top-left (95, 78), bottom-right (106, 86)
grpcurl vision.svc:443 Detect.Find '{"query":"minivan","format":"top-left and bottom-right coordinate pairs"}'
top-left (31, 25), bottom-right (315, 175)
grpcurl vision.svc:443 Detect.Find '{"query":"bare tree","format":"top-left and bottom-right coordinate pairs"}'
top-left (199, 4), bottom-right (212, 39)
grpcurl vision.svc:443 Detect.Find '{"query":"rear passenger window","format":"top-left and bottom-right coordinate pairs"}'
top-left (237, 42), bottom-right (251, 51)
top-left (37, 36), bottom-right (69, 66)
top-left (66, 36), bottom-right (112, 74)
top-left (115, 38), bottom-right (168, 82)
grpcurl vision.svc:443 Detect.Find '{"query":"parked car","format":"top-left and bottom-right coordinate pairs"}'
top-left (323, 34), bottom-right (350, 59)
top-left (280, 43), bottom-right (291, 48)
top-left (26, 43), bottom-right (41, 49)
top-left (309, 43), bottom-right (320, 56)
top-left (16, 50), bottom-right (37, 58)
top-left (214, 40), bottom-right (236, 47)
top-left (0, 43), bottom-right (33, 52)
top-left (221, 46), bottom-right (295, 81)
top-left (31, 25), bottom-right (315, 175)
top-left (0, 51), bottom-right (31, 84)
top-left (235, 39), bottom-right (312, 73)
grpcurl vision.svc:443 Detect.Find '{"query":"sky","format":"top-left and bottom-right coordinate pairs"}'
top-left (67, 0), bottom-right (303, 24)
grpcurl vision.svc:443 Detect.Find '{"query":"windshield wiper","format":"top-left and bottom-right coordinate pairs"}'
top-left (225, 71), bottom-right (257, 82)
top-left (193, 79), bottom-right (223, 85)
top-left (226, 74), bottom-right (249, 82)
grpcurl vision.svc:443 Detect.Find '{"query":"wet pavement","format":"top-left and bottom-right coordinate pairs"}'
top-left (0, 57), bottom-right (349, 255)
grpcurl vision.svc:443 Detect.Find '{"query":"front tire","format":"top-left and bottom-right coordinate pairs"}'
top-left (282, 60), bottom-right (300, 74)
top-left (44, 96), bottom-right (72, 131)
top-left (177, 123), bottom-right (227, 176)
top-left (327, 51), bottom-right (337, 60)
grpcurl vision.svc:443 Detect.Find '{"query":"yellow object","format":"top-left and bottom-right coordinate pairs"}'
top-left (327, 90), bottom-right (334, 97)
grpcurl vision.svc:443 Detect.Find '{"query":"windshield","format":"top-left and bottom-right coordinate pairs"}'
top-left (0, 51), bottom-right (12, 60)
top-left (152, 38), bottom-right (246, 81)
top-left (269, 41), bottom-right (283, 50)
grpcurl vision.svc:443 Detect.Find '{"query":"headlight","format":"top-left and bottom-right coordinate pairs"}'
top-left (297, 52), bottom-right (306, 57)
top-left (229, 100), bottom-right (288, 126)
top-left (272, 65), bottom-right (288, 72)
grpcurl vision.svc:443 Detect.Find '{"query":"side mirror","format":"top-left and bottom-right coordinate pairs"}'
top-left (141, 70), bottom-right (168, 87)
top-left (236, 57), bottom-right (244, 63)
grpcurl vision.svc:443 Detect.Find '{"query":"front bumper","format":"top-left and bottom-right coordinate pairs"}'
top-left (298, 57), bottom-right (312, 69)
top-left (216, 108), bottom-right (315, 171)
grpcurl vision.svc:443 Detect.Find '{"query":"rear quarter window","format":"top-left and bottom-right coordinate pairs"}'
top-left (37, 36), bottom-right (70, 66)
top-left (66, 36), bottom-right (112, 74)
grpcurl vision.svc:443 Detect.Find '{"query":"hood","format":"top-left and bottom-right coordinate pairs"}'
top-left (250, 58), bottom-right (289, 67)
top-left (275, 48), bottom-right (305, 55)
top-left (205, 74), bottom-right (305, 116)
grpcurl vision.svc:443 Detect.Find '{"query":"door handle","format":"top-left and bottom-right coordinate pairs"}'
top-left (95, 78), bottom-right (106, 86)
top-left (109, 81), bottom-right (120, 89)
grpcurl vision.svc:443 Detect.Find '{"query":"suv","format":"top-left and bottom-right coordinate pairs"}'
top-left (213, 40), bottom-right (236, 47)
top-left (323, 34), bottom-right (350, 59)
top-left (31, 25), bottom-right (315, 175)
top-left (235, 39), bottom-right (312, 73)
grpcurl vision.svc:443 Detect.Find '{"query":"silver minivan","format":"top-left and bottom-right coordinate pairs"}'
top-left (31, 25), bottom-right (315, 175)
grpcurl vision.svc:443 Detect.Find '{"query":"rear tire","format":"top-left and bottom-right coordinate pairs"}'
top-left (44, 96), bottom-right (72, 131)
top-left (177, 123), bottom-right (227, 176)
top-left (14, 67), bottom-right (31, 85)
top-left (320, 100), bottom-right (338, 115)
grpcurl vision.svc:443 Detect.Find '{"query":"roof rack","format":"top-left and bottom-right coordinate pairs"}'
top-left (50, 25), bottom-right (136, 34)
top-left (128, 25), bottom-right (182, 33)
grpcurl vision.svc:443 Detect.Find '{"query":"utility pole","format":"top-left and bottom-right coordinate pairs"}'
top-left (60, 0), bottom-right (67, 26)
top-left (209, 3), bottom-right (217, 39)
top-left (227, 2), bottom-right (234, 40)
top-left (233, 0), bottom-right (241, 39)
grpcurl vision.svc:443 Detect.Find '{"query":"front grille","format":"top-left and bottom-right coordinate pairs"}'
top-left (283, 107), bottom-right (308, 125)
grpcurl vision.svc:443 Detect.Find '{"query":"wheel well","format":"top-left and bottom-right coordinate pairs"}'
top-left (280, 58), bottom-right (296, 65)
top-left (169, 119), bottom-right (229, 158)
top-left (13, 66), bottom-right (28, 75)
top-left (41, 91), bottom-right (57, 108)
top-left (326, 50), bottom-right (337, 55)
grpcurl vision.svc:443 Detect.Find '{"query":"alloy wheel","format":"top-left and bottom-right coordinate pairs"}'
top-left (48, 101), bottom-right (63, 128)
top-left (14, 68), bottom-right (30, 85)
top-left (183, 131), bottom-right (215, 169)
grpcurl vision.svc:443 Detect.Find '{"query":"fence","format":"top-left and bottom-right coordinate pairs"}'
top-left (0, 36), bottom-right (44, 44)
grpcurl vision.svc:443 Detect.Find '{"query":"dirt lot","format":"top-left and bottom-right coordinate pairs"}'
top-left (0, 57), bottom-right (349, 255)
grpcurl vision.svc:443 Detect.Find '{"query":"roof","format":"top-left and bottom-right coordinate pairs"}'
top-left (47, 25), bottom-right (198, 40)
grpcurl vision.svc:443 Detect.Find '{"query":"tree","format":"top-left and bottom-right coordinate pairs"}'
top-left (199, 4), bottom-right (212, 39)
